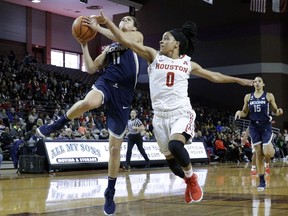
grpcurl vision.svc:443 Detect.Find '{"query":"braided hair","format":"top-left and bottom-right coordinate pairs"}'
top-left (169, 21), bottom-right (198, 57)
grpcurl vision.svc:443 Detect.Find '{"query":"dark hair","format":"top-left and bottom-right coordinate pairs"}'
top-left (255, 76), bottom-right (265, 83)
top-left (169, 21), bottom-right (198, 57)
top-left (129, 16), bottom-right (139, 29)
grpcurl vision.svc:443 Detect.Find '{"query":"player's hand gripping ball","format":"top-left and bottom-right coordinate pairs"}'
top-left (72, 16), bottom-right (97, 43)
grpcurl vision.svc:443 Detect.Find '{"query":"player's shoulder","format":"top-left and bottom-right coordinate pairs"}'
top-left (244, 93), bottom-right (252, 101)
top-left (265, 92), bottom-right (275, 100)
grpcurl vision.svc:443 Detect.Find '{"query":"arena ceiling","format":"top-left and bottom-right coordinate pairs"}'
top-left (3, 0), bottom-right (148, 19)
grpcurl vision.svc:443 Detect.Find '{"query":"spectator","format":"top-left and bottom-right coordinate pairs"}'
top-left (95, 115), bottom-right (106, 131)
top-left (99, 128), bottom-right (109, 140)
top-left (0, 109), bottom-right (10, 127)
top-left (0, 127), bottom-right (14, 158)
top-left (6, 107), bottom-right (18, 123)
top-left (197, 130), bottom-right (217, 161)
top-left (56, 128), bottom-right (73, 140)
top-left (8, 50), bottom-right (16, 64)
top-left (29, 107), bottom-right (39, 120)
top-left (44, 115), bottom-right (54, 125)
top-left (214, 133), bottom-right (227, 162)
top-left (216, 121), bottom-right (223, 133)
top-left (11, 138), bottom-right (25, 169)
top-left (36, 118), bottom-right (44, 127)
top-left (23, 125), bottom-right (39, 154)
top-left (78, 121), bottom-right (87, 136)
top-left (52, 108), bottom-right (61, 121)
top-left (81, 130), bottom-right (95, 140)
top-left (0, 118), bottom-right (6, 133)
top-left (10, 122), bottom-right (24, 139)
top-left (275, 133), bottom-right (287, 157)
top-left (226, 133), bottom-right (241, 163)
top-left (241, 131), bottom-right (253, 162)
top-left (25, 114), bottom-right (36, 133)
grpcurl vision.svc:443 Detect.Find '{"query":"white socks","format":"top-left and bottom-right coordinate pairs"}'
top-left (184, 168), bottom-right (193, 178)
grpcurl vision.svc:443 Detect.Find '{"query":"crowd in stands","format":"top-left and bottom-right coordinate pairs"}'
top-left (1, 52), bottom-right (288, 170)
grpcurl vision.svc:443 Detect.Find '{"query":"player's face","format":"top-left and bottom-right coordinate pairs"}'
top-left (159, 32), bottom-right (179, 56)
top-left (119, 16), bottom-right (135, 32)
top-left (253, 77), bottom-right (265, 90)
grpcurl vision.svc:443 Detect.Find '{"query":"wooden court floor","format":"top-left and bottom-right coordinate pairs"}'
top-left (1, 160), bottom-right (288, 216)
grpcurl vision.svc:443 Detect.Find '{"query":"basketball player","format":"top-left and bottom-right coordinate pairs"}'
top-left (123, 109), bottom-right (150, 171)
top-left (235, 76), bottom-right (283, 191)
top-left (95, 11), bottom-right (254, 204)
top-left (242, 126), bottom-right (270, 176)
top-left (37, 15), bottom-right (146, 215)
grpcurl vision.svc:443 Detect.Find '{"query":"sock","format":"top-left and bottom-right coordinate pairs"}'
top-left (107, 176), bottom-right (117, 189)
top-left (259, 174), bottom-right (265, 182)
top-left (184, 168), bottom-right (193, 178)
top-left (251, 165), bottom-right (256, 171)
top-left (64, 114), bottom-right (71, 121)
top-left (56, 114), bottom-right (70, 127)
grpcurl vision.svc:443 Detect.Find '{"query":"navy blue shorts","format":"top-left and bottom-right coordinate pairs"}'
top-left (249, 121), bottom-right (273, 146)
top-left (94, 77), bottom-right (134, 138)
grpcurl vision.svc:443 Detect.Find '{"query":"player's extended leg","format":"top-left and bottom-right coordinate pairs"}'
top-left (263, 143), bottom-right (275, 175)
top-left (37, 89), bottom-right (103, 137)
top-left (168, 133), bottom-right (203, 204)
top-left (254, 144), bottom-right (266, 191)
top-left (104, 135), bottom-right (123, 215)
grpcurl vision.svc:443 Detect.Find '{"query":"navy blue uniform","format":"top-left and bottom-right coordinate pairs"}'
top-left (248, 92), bottom-right (273, 146)
top-left (93, 43), bottom-right (147, 138)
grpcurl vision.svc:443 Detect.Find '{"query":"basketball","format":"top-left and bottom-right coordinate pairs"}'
top-left (72, 16), bottom-right (97, 42)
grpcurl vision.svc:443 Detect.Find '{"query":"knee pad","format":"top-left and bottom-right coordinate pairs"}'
top-left (168, 140), bottom-right (191, 167)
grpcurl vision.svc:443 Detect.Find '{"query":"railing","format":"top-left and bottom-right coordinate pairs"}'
top-left (1, 99), bottom-right (70, 119)
top-left (229, 116), bottom-right (280, 134)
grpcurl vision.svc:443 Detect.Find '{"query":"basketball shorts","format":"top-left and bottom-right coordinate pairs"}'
top-left (93, 77), bottom-right (134, 138)
top-left (153, 107), bottom-right (196, 156)
top-left (249, 121), bottom-right (273, 146)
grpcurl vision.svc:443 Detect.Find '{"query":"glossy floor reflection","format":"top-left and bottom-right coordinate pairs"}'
top-left (1, 160), bottom-right (288, 216)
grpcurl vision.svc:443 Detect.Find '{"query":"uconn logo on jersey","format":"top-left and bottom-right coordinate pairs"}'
top-left (249, 100), bottom-right (266, 105)
top-left (107, 43), bottom-right (128, 53)
top-left (249, 95), bottom-right (266, 105)
top-left (106, 43), bottom-right (129, 65)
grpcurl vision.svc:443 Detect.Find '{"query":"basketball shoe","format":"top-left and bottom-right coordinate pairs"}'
top-left (257, 174), bottom-right (266, 192)
top-left (103, 188), bottom-right (116, 215)
top-left (184, 173), bottom-right (203, 203)
top-left (36, 115), bottom-right (68, 138)
top-left (250, 170), bottom-right (257, 175)
top-left (265, 167), bottom-right (270, 175)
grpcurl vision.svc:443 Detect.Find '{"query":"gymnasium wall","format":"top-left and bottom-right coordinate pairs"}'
top-left (0, 0), bottom-right (287, 129)
top-left (0, 1), bottom-right (100, 61)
